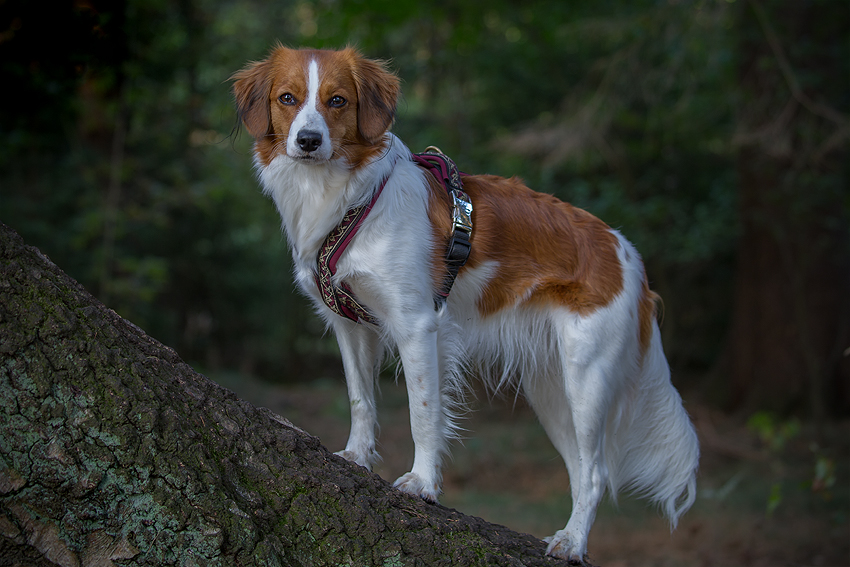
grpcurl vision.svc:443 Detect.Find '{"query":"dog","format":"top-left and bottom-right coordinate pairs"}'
top-left (232, 46), bottom-right (699, 563)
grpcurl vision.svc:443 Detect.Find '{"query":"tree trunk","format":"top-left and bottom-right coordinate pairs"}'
top-left (723, 0), bottom-right (850, 418)
top-left (0, 221), bottom-right (574, 566)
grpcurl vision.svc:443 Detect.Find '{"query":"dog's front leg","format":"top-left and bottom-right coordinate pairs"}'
top-left (392, 316), bottom-right (444, 503)
top-left (333, 319), bottom-right (382, 471)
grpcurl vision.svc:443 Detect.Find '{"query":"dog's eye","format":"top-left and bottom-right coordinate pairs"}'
top-left (329, 95), bottom-right (347, 108)
top-left (279, 93), bottom-right (297, 106)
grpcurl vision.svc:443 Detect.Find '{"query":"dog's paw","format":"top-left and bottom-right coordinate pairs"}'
top-left (544, 530), bottom-right (588, 565)
top-left (393, 472), bottom-right (440, 503)
top-left (334, 449), bottom-right (375, 471)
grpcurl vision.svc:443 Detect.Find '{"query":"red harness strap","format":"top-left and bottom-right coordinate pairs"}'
top-left (314, 149), bottom-right (472, 325)
top-left (314, 174), bottom-right (389, 325)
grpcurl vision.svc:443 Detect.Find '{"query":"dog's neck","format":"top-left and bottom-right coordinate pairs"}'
top-left (257, 133), bottom-right (403, 266)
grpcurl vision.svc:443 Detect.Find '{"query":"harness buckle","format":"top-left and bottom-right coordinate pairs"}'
top-left (451, 189), bottom-right (473, 235)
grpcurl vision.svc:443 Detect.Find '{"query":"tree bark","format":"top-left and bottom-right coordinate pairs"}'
top-left (0, 222), bottom-right (573, 567)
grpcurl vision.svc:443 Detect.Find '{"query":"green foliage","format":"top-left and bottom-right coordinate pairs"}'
top-left (747, 411), bottom-right (801, 452)
top-left (766, 481), bottom-right (783, 516)
top-left (812, 453), bottom-right (837, 496)
top-left (745, 411), bottom-right (844, 516)
top-left (1, 0), bottom-right (845, 386)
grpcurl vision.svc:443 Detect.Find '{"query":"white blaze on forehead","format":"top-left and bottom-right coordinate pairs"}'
top-left (307, 58), bottom-right (320, 110)
top-left (287, 57), bottom-right (333, 160)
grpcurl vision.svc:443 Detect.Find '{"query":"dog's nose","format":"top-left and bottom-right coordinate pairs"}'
top-left (296, 130), bottom-right (323, 153)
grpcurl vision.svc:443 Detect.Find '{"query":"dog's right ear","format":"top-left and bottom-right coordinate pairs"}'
top-left (231, 60), bottom-right (271, 139)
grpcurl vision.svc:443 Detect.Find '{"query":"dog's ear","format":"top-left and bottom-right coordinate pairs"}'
top-left (350, 50), bottom-right (400, 144)
top-left (231, 59), bottom-right (272, 139)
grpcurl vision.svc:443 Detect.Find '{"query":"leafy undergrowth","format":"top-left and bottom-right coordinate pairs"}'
top-left (212, 372), bottom-right (849, 567)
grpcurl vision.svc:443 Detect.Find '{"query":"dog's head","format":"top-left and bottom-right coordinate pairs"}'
top-left (232, 46), bottom-right (400, 167)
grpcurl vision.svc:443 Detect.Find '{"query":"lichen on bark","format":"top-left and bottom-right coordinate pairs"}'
top-left (0, 222), bottom-right (572, 567)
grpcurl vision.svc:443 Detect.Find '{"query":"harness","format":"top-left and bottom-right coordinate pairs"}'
top-left (314, 148), bottom-right (472, 325)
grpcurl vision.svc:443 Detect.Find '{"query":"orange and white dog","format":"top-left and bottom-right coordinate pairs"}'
top-left (232, 46), bottom-right (698, 563)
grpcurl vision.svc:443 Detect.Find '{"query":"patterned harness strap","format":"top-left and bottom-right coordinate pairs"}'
top-left (314, 148), bottom-right (473, 325)
top-left (313, 177), bottom-right (388, 326)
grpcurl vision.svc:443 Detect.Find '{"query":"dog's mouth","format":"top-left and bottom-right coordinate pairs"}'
top-left (290, 152), bottom-right (327, 164)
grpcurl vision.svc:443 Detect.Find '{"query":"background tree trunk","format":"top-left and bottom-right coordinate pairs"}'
top-left (723, 0), bottom-right (850, 418)
top-left (0, 222), bottom-right (574, 567)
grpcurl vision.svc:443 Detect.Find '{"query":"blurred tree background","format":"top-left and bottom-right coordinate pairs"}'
top-left (1, 0), bottom-right (848, 419)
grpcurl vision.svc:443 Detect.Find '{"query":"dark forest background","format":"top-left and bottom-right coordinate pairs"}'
top-left (1, 0), bottom-right (848, 423)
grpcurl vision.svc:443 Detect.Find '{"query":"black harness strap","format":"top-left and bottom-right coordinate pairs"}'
top-left (411, 148), bottom-right (473, 305)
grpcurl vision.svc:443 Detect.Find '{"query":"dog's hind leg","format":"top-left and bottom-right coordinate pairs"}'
top-left (334, 319), bottom-right (383, 470)
top-left (523, 354), bottom-right (614, 564)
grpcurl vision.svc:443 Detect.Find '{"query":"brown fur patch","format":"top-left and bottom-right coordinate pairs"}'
top-left (638, 279), bottom-right (660, 355)
top-left (457, 175), bottom-right (624, 317)
top-left (425, 172), bottom-right (455, 295)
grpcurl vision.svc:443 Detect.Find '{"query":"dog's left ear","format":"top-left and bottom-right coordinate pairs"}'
top-left (349, 49), bottom-right (400, 144)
